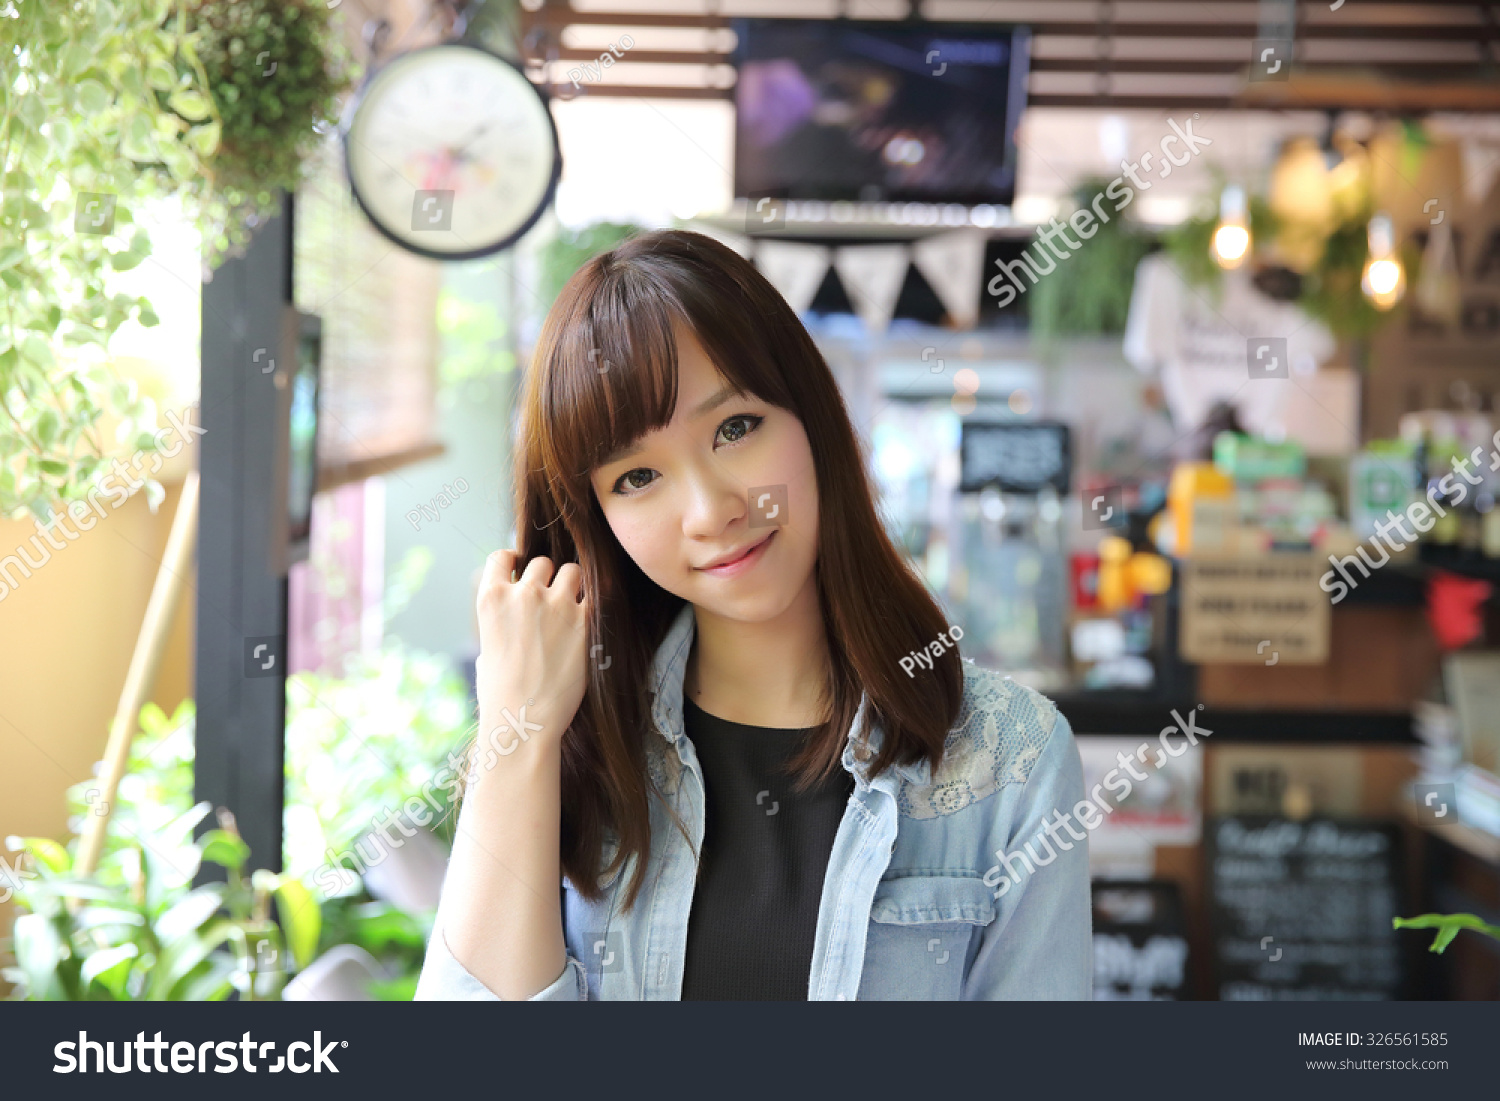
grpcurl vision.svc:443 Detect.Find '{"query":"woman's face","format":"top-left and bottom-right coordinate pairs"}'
top-left (589, 322), bottom-right (820, 624)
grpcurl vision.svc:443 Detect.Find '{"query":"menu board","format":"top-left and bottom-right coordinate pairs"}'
top-left (1093, 880), bottom-right (1191, 1000)
top-left (1207, 816), bottom-right (1402, 1000)
top-left (958, 421), bottom-right (1071, 495)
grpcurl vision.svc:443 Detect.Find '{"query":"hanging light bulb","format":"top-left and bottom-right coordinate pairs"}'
top-left (1211, 185), bottom-right (1251, 269)
top-left (1361, 212), bottom-right (1405, 310)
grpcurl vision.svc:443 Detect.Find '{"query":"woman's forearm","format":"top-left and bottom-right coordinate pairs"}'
top-left (438, 738), bottom-right (568, 1000)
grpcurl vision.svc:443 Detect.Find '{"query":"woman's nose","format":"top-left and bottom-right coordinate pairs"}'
top-left (680, 464), bottom-right (746, 538)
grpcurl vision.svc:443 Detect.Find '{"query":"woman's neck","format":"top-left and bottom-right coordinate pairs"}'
top-left (682, 575), bottom-right (831, 729)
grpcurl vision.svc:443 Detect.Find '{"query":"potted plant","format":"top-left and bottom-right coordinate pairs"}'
top-left (3, 802), bottom-right (319, 1000)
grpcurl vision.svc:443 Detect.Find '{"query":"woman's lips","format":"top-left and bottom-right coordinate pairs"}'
top-left (697, 529), bottom-right (776, 578)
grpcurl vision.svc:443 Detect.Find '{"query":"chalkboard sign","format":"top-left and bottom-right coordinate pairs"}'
top-left (959, 421), bottom-right (1071, 495)
top-left (1092, 880), bottom-right (1190, 1000)
top-left (1206, 816), bottom-right (1403, 1000)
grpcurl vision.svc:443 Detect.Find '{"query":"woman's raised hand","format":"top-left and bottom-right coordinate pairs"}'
top-left (433, 549), bottom-right (578, 1000)
top-left (472, 549), bottom-right (589, 771)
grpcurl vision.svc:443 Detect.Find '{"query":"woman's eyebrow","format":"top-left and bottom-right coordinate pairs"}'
top-left (691, 383), bottom-right (744, 419)
top-left (597, 385), bottom-right (747, 469)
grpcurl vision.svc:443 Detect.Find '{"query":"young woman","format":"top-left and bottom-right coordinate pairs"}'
top-left (415, 229), bottom-right (1090, 1001)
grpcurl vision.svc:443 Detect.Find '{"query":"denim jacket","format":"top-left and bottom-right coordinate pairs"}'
top-left (416, 604), bottom-right (1092, 1000)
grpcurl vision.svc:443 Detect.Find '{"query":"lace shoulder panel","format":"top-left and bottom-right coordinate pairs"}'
top-left (895, 661), bottom-right (1060, 820)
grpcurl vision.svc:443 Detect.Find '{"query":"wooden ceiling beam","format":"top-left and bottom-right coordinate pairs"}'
top-left (523, 12), bottom-right (1493, 41)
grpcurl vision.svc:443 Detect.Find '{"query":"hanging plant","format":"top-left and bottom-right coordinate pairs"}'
top-left (0, 0), bottom-right (356, 521)
top-left (177, 0), bottom-right (357, 271)
top-left (1162, 125), bottom-right (1432, 346)
top-left (1165, 191), bottom-right (1410, 344)
top-left (1161, 190), bottom-right (1281, 304)
top-left (1029, 177), bottom-right (1158, 341)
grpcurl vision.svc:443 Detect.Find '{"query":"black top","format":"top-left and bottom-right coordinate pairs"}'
top-left (679, 697), bottom-right (855, 1000)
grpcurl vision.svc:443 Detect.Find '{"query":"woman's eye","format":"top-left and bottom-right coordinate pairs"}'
top-left (613, 468), bottom-right (656, 495)
top-left (716, 414), bottom-right (763, 447)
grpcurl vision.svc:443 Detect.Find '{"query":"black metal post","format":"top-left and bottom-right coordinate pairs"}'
top-left (194, 191), bottom-right (293, 876)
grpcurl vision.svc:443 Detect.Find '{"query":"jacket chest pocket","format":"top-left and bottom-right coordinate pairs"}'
top-left (859, 875), bottom-right (997, 1001)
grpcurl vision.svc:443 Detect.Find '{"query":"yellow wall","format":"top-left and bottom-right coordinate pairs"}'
top-left (0, 466), bottom-right (196, 956)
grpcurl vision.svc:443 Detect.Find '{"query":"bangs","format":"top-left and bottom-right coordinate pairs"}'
top-left (532, 259), bottom-right (787, 507)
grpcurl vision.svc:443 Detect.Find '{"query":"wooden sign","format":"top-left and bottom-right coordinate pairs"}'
top-left (1179, 554), bottom-right (1331, 664)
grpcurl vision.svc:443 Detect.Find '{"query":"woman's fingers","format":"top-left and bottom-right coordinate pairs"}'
top-left (518, 554), bottom-right (557, 588)
top-left (479, 549), bottom-right (584, 606)
top-left (551, 561), bottom-right (584, 603)
top-left (482, 548), bottom-right (518, 588)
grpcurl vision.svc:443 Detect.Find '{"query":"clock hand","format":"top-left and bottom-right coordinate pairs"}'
top-left (449, 121), bottom-right (492, 160)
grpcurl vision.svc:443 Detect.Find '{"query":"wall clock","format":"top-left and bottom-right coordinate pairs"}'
top-left (342, 41), bottom-right (562, 260)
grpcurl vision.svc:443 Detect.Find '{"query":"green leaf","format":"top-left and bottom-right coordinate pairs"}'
top-left (47, 117), bottom-right (76, 155)
top-left (273, 877), bottom-right (322, 970)
top-left (0, 245), bottom-right (24, 271)
top-left (76, 79), bottom-right (110, 117)
top-left (74, 907), bottom-right (148, 931)
top-left (177, 955), bottom-right (237, 1001)
top-left (11, 913), bottom-right (67, 1000)
top-left (36, 409), bottom-right (60, 447)
top-left (122, 114), bottom-right (156, 162)
top-left (155, 886), bottom-right (225, 942)
top-left (198, 830), bottom-right (251, 873)
top-left (168, 90), bottom-right (213, 122)
top-left (147, 60), bottom-right (178, 92)
top-left (16, 94), bottom-right (46, 134)
top-left (59, 42), bottom-right (94, 80)
top-left (7, 835), bottom-right (71, 874)
top-left (186, 121), bottom-right (220, 159)
top-left (1392, 912), bottom-right (1500, 953)
top-left (155, 916), bottom-right (237, 999)
top-left (18, 335), bottom-right (54, 369)
top-left (80, 942), bottom-right (139, 989)
top-left (160, 802), bottom-right (214, 848)
top-left (16, 878), bottom-right (121, 902)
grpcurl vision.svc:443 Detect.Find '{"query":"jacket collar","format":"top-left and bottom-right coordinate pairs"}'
top-left (647, 603), bottom-right (932, 788)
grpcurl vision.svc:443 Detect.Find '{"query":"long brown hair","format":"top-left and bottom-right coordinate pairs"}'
top-left (514, 228), bottom-right (962, 910)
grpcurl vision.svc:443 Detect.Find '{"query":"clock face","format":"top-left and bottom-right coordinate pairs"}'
top-left (343, 43), bottom-right (561, 260)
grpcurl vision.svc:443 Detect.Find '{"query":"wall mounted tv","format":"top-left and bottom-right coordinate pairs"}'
top-left (732, 20), bottom-right (1031, 207)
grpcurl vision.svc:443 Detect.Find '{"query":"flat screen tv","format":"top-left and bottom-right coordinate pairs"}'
top-left (733, 20), bottom-right (1030, 207)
